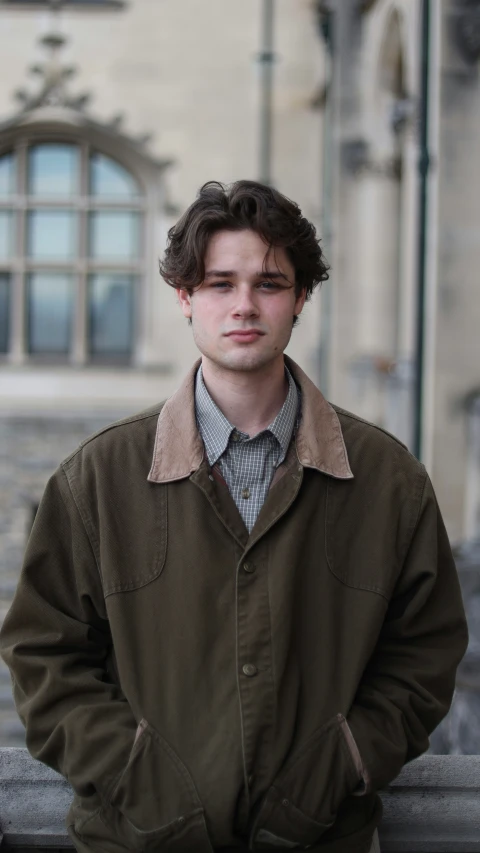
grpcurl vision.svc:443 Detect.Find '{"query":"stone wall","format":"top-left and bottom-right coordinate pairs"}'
top-left (0, 412), bottom-right (117, 746)
top-left (1, 750), bottom-right (480, 851)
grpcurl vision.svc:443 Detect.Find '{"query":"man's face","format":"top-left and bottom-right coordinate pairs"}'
top-left (177, 229), bottom-right (306, 375)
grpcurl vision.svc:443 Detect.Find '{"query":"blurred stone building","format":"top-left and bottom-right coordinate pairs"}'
top-left (317, 0), bottom-right (480, 548)
top-left (0, 0), bottom-right (479, 750)
top-left (0, 0), bottom-right (324, 745)
top-left (316, 0), bottom-right (480, 753)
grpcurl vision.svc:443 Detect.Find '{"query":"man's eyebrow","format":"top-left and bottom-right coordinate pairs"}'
top-left (204, 270), bottom-right (235, 279)
top-left (204, 269), bottom-right (290, 281)
top-left (257, 271), bottom-right (290, 281)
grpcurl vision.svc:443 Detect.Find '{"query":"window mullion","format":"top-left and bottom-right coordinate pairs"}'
top-left (71, 143), bottom-right (89, 366)
top-left (10, 140), bottom-right (27, 364)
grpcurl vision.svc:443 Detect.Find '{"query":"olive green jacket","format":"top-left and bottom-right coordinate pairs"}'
top-left (0, 357), bottom-right (468, 853)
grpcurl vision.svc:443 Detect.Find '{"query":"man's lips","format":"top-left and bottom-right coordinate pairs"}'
top-left (225, 330), bottom-right (265, 342)
top-left (225, 330), bottom-right (265, 336)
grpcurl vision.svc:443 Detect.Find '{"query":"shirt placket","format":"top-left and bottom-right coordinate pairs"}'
top-left (229, 435), bottom-right (278, 533)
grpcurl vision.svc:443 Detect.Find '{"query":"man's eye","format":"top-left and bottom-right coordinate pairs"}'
top-left (211, 282), bottom-right (231, 289)
top-left (258, 281), bottom-right (281, 290)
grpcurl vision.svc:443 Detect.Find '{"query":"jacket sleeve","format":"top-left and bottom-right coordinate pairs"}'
top-left (0, 466), bottom-right (138, 802)
top-left (249, 469), bottom-right (469, 849)
top-left (347, 469), bottom-right (469, 795)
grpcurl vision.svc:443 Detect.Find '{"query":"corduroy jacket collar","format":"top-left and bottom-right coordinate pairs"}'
top-left (147, 356), bottom-right (353, 484)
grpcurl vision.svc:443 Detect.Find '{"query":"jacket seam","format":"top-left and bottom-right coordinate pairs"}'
top-left (62, 406), bottom-right (164, 466)
top-left (58, 466), bottom-right (102, 585)
top-left (244, 460), bottom-right (303, 554)
top-left (75, 806), bottom-right (102, 832)
top-left (332, 405), bottom-right (410, 452)
top-left (191, 467), bottom-right (247, 550)
top-left (265, 537), bottom-right (278, 775)
top-left (136, 724), bottom-right (200, 804)
top-left (400, 466), bottom-right (428, 567)
top-left (103, 486), bottom-right (168, 597)
top-left (266, 539), bottom-right (277, 697)
top-left (324, 480), bottom-right (390, 601)
top-left (280, 715), bottom-right (336, 777)
top-left (234, 558), bottom-right (250, 814)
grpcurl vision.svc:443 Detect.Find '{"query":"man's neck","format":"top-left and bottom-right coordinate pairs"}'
top-left (200, 356), bottom-right (289, 436)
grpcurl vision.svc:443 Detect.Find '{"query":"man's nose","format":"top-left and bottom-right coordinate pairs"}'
top-left (232, 285), bottom-right (259, 316)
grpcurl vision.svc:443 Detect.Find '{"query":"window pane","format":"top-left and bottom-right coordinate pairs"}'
top-left (90, 152), bottom-right (139, 199)
top-left (28, 144), bottom-right (79, 197)
top-left (89, 211), bottom-right (139, 260)
top-left (89, 273), bottom-right (133, 355)
top-left (28, 273), bottom-right (73, 353)
top-left (0, 273), bottom-right (9, 353)
top-left (28, 210), bottom-right (77, 260)
top-left (0, 211), bottom-right (15, 260)
top-left (0, 153), bottom-right (15, 197)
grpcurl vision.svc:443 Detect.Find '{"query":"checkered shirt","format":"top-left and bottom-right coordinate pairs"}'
top-left (195, 364), bottom-right (300, 532)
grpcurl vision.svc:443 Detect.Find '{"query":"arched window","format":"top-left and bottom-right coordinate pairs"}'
top-left (0, 141), bottom-right (143, 364)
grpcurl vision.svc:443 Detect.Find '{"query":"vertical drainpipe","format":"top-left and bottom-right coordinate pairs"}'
top-left (413, 0), bottom-right (431, 460)
top-left (318, 6), bottom-right (334, 397)
top-left (258, 0), bottom-right (275, 186)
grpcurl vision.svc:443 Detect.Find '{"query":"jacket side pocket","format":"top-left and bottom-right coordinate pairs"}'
top-left (250, 714), bottom-right (361, 850)
top-left (77, 719), bottom-right (213, 852)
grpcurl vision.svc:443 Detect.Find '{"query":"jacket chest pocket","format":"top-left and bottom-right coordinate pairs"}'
top-left (325, 479), bottom-right (400, 600)
top-left (100, 483), bottom-right (168, 597)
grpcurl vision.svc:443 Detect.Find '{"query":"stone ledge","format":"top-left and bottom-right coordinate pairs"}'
top-left (1, 749), bottom-right (480, 851)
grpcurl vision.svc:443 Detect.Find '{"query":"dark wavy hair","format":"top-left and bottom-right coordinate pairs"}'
top-left (159, 180), bottom-right (329, 302)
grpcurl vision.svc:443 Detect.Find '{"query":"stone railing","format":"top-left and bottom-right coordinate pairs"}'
top-left (1, 749), bottom-right (479, 851)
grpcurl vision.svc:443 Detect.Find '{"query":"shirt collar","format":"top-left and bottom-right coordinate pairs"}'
top-left (147, 356), bottom-right (354, 484)
top-left (195, 366), bottom-right (234, 467)
top-left (195, 364), bottom-right (299, 468)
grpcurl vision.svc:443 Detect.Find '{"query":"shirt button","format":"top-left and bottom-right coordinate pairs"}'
top-left (243, 562), bottom-right (255, 573)
top-left (241, 488), bottom-right (250, 499)
top-left (232, 432), bottom-right (240, 442)
top-left (242, 663), bottom-right (258, 677)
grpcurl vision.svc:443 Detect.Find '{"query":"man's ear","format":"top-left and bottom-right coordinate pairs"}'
top-left (176, 287), bottom-right (192, 319)
top-left (293, 286), bottom-right (307, 317)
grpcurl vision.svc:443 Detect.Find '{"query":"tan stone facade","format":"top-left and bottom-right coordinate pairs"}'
top-left (0, 0), bottom-right (326, 745)
top-left (320, 0), bottom-right (480, 543)
top-left (0, 0), bottom-right (325, 398)
top-left (0, 0), bottom-right (479, 748)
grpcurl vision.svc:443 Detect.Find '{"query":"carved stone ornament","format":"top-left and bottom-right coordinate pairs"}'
top-left (13, 31), bottom-right (92, 113)
top-left (1, 6), bottom-right (160, 159)
top-left (456, 0), bottom-right (480, 62)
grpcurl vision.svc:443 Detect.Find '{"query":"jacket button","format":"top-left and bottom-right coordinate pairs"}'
top-left (243, 562), bottom-right (255, 573)
top-left (242, 663), bottom-right (258, 677)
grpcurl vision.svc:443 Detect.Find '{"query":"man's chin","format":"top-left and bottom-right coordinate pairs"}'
top-left (208, 351), bottom-right (282, 374)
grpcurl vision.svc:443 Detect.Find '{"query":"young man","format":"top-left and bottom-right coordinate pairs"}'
top-left (0, 180), bottom-right (468, 853)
